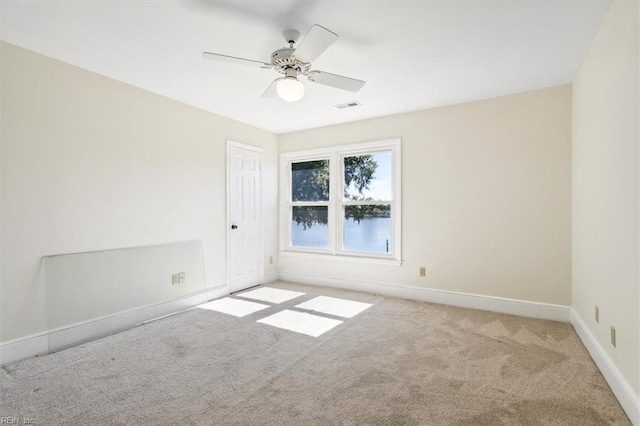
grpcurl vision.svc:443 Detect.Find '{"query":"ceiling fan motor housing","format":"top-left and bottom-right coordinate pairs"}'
top-left (270, 48), bottom-right (310, 74)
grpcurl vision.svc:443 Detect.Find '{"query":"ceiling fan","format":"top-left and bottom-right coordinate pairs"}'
top-left (202, 25), bottom-right (366, 102)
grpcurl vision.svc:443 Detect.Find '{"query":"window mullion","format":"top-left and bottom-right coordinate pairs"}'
top-left (342, 200), bottom-right (392, 206)
top-left (290, 202), bottom-right (330, 207)
top-left (328, 152), bottom-right (340, 254)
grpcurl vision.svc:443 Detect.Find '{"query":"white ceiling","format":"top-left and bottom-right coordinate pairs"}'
top-left (1, 0), bottom-right (610, 134)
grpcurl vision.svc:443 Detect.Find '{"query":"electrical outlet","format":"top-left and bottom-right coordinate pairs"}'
top-left (269, 256), bottom-right (273, 265)
top-left (179, 272), bottom-right (185, 284)
top-left (171, 274), bottom-right (179, 286)
top-left (595, 305), bottom-right (599, 323)
top-left (419, 267), bottom-right (426, 277)
top-left (610, 326), bottom-right (616, 347)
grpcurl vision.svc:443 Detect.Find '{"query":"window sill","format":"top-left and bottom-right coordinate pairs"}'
top-left (279, 250), bottom-right (403, 266)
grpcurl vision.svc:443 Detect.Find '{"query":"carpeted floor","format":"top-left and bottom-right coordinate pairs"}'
top-left (0, 282), bottom-right (630, 425)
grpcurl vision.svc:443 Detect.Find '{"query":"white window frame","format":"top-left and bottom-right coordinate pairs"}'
top-left (280, 138), bottom-right (401, 264)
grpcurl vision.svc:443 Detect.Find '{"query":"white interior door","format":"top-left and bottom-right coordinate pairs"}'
top-left (227, 142), bottom-right (262, 293)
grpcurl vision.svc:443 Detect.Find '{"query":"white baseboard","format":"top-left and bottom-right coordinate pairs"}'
top-left (0, 285), bottom-right (228, 365)
top-left (571, 310), bottom-right (640, 425)
top-left (263, 271), bottom-right (279, 284)
top-left (278, 272), bottom-right (571, 322)
top-left (0, 332), bottom-right (49, 366)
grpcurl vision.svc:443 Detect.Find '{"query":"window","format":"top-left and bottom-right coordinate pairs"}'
top-left (290, 159), bottom-right (330, 249)
top-left (281, 139), bottom-right (401, 262)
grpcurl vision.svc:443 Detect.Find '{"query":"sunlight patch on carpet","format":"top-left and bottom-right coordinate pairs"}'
top-left (257, 309), bottom-right (342, 337)
top-left (295, 296), bottom-right (372, 318)
top-left (198, 298), bottom-right (270, 317)
top-left (236, 287), bottom-right (305, 304)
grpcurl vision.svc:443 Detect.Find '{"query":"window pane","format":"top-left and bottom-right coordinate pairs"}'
top-left (291, 160), bottom-right (329, 202)
top-left (291, 206), bottom-right (329, 248)
top-left (344, 151), bottom-right (392, 201)
top-left (343, 205), bottom-right (391, 253)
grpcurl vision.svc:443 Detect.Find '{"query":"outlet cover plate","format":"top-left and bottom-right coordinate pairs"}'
top-left (610, 326), bottom-right (616, 347)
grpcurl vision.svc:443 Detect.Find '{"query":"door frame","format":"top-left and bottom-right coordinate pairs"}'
top-left (226, 140), bottom-right (264, 294)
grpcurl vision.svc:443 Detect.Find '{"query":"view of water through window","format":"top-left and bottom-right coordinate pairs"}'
top-left (291, 217), bottom-right (391, 252)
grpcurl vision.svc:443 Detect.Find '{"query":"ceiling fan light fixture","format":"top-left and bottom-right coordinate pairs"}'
top-left (276, 76), bottom-right (305, 102)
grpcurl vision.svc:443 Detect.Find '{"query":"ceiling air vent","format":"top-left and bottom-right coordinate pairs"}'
top-left (335, 101), bottom-right (361, 109)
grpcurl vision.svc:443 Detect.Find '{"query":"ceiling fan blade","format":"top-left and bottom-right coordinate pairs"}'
top-left (307, 70), bottom-right (365, 93)
top-left (292, 24), bottom-right (338, 64)
top-left (261, 79), bottom-right (279, 98)
top-left (202, 52), bottom-right (272, 69)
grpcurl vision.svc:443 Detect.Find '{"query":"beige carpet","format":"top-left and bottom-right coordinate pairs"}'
top-left (0, 282), bottom-right (630, 425)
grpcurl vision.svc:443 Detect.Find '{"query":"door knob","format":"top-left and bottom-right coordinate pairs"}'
top-left (231, 225), bottom-right (238, 230)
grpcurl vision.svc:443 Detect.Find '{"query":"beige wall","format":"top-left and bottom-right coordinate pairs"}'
top-left (572, 0), bottom-right (639, 396)
top-left (279, 85), bottom-right (572, 306)
top-left (1, 42), bottom-right (279, 343)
